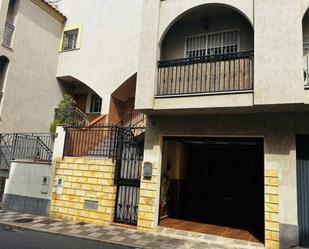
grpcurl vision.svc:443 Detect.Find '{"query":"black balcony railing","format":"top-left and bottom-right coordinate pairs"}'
top-left (157, 51), bottom-right (254, 96)
top-left (3, 22), bottom-right (14, 47)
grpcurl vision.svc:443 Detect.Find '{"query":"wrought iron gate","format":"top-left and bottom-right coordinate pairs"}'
top-left (297, 135), bottom-right (309, 247)
top-left (0, 177), bottom-right (6, 203)
top-left (114, 128), bottom-right (144, 225)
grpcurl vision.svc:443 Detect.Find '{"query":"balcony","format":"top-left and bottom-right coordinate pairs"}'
top-left (157, 51), bottom-right (254, 97)
top-left (3, 22), bottom-right (14, 47)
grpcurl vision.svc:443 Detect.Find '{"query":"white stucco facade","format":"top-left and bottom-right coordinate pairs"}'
top-left (56, 0), bottom-right (143, 114)
top-left (135, 0), bottom-right (309, 111)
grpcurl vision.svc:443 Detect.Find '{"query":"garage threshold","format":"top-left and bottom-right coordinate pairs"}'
top-left (158, 218), bottom-right (264, 245)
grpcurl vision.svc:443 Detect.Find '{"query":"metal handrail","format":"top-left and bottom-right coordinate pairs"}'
top-left (0, 133), bottom-right (54, 172)
top-left (55, 107), bottom-right (89, 127)
top-left (116, 111), bottom-right (145, 128)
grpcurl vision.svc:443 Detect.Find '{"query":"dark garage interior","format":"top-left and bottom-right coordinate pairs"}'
top-left (159, 137), bottom-right (264, 243)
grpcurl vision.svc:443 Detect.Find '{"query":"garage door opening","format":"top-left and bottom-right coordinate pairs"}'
top-left (159, 137), bottom-right (264, 243)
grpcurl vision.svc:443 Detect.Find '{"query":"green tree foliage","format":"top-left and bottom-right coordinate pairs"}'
top-left (50, 94), bottom-right (76, 135)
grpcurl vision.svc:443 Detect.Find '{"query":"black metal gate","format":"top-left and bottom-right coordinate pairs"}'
top-left (0, 177), bottom-right (6, 203)
top-left (296, 135), bottom-right (309, 247)
top-left (114, 128), bottom-right (144, 225)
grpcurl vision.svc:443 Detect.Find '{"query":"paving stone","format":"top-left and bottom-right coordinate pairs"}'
top-left (106, 230), bottom-right (121, 236)
top-left (68, 229), bottom-right (82, 234)
top-left (31, 223), bottom-right (46, 228)
top-left (48, 226), bottom-right (64, 231)
top-left (67, 225), bottom-right (80, 229)
top-left (233, 239), bottom-right (249, 246)
top-left (88, 232), bottom-right (102, 238)
top-left (86, 227), bottom-right (100, 232)
top-left (0, 211), bottom-right (263, 249)
top-left (110, 236), bottom-right (125, 242)
top-left (128, 234), bottom-right (143, 239)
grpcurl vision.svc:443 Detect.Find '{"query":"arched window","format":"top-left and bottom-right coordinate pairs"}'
top-left (0, 56), bottom-right (9, 103)
top-left (3, 0), bottom-right (18, 47)
top-left (303, 10), bottom-right (309, 85)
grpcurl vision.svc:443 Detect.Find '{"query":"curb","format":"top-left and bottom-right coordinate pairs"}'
top-left (0, 220), bottom-right (141, 249)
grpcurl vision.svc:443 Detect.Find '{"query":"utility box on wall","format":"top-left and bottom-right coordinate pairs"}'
top-left (143, 162), bottom-right (153, 178)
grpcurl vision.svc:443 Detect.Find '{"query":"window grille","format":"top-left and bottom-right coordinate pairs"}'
top-left (62, 29), bottom-right (78, 51)
top-left (185, 30), bottom-right (239, 57)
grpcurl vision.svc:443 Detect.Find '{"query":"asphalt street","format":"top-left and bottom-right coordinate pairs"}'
top-left (0, 224), bottom-right (135, 249)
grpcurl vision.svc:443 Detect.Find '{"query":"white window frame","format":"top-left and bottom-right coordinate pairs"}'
top-left (184, 29), bottom-right (240, 58)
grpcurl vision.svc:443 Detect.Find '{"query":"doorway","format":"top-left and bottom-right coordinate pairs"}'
top-left (160, 137), bottom-right (264, 243)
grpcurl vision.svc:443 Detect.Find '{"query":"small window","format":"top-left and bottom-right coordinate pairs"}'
top-left (90, 94), bottom-right (102, 113)
top-left (62, 29), bottom-right (79, 51)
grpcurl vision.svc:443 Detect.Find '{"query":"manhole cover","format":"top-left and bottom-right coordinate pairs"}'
top-left (14, 218), bottom-right (34, 223)
top-left (39, 219), bottom-right (58, 225)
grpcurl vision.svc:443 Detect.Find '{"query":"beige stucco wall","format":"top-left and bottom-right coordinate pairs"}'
top-left (0, 0), bottom-right (65, 133)
top-left (142, 112), bottom-right (309, 229)
top-left (254, 0), bottom-right (304, 105)
top-left (56, 0), bottom-right (143, 114)
top-left (136, 0), bottom-right (309, 111)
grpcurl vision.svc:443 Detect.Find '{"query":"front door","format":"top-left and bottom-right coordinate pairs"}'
top-left (74, 94), bottom-right (88, 113)
top-left (297, 135), bottom-right (309, 247)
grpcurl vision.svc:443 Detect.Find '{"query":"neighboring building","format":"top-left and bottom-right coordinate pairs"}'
top-left (0, 0), bottom-right (66, 133)
top-left (0, 0), bottom-right (65, 215)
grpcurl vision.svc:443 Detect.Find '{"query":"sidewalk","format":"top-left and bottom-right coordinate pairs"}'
top-left (0, 210), bottom-right (264, 249)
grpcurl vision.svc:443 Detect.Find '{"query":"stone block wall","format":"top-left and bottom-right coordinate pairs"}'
top-left (49, 157), bottom-right (116, 225)
top-left (265, 169), bottom-right (280, 249)
top-left (137, 163), bottom-right (158, 232)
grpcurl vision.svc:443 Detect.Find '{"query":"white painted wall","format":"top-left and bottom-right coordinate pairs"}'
top-left (4, 161), bottom-right (53, 200)
top-left (52, 126), bottom-right (66, 160)
top-left (56, 0), bottom-right (143, 114)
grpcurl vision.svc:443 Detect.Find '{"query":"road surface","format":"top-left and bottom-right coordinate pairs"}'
top-left (0, 224), bottom-right (135, 249)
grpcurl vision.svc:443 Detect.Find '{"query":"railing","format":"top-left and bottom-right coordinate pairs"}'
top-left (157, 51), bottom-right (254, 96)
top-left (3, 22), bottom-right (14, 47)
top-left (55, 107), bottom-right (89, 127)
top-left (63, 125), bottom-right (146, 158)
top-left (116, 111), bottom-right (146, 128)
top-left (0, 133), bottom-right (54, 172)
top-left (64, 126), bottom-right (118, 158)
